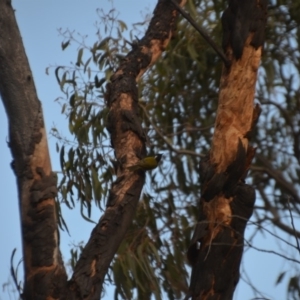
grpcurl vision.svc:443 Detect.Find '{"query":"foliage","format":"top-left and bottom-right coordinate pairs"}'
top-left (52, 1), bottom-right (300, 299)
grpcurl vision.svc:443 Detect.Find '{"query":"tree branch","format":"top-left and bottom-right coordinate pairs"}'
top-left (68, 1), bottom-right (187, 299)
top-left (0, 0), bottom-right (67, 298)
top-left (287, 197), bottom-right (300, 256)
top-left (187, 0), bottom-right (268, 298)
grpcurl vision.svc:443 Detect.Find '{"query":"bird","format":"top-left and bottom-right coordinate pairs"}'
top-left (127, 154), bottom-right (163, 171)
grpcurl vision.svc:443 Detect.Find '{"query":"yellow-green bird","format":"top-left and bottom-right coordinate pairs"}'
top-left (127, 154), bottom-right (163, 171)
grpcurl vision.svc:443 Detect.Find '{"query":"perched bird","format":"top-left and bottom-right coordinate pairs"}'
top-left (127, 154), bottom-right (163, 171)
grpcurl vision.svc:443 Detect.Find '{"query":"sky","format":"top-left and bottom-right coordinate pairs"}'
top-left (0, 1), bottom-right (295, 299)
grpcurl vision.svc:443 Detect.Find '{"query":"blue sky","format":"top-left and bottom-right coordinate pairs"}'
top-left (0, 1), bottom-right (294, 299)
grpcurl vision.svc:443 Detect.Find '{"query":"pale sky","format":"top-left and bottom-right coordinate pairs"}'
top-left (0, 1), bottom-right (292, 299)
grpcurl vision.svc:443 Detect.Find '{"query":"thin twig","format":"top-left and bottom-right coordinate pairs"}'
top-left (253, 155), bottom-right (300, 203)
top-left (231, 214), bottom-right (299, 249)
top-left (287, 196), bottom-right (300, 256)
top-left (170, 0), bottom-right (231, 68)
top-left (10, 248), bottom-right (23, 299)
top-left (245, 242), bottom-right (300, 264)
top-left (139, 103), bottom-right (204, 158)
top-left (240, 263), bottom-right (272, 300)
top-left (209, 240), bottom-right (300, 264)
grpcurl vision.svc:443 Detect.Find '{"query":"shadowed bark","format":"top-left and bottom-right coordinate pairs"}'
top-left (187, 0), bottom-right (268, 299)
top-left (0, 0), bottom-right (67, 299)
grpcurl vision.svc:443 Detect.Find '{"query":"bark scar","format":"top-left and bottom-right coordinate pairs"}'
top-left (30, 167), bottom-right (58, 204)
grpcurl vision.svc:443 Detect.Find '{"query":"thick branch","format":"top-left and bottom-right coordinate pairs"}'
top-left (187, 1), bottom-right (267, 299)
top-left (0, 0), bottom-right (67, 298)
top-left (68, 1), bottom-right (187, 299)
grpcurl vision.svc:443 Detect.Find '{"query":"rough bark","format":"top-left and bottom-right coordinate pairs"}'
top-left (187, 0), bottom-right (268, 299)
top-left (0, 0), bottom-right (67, 299)
top-left (67, 1), bottom-right (186, 299)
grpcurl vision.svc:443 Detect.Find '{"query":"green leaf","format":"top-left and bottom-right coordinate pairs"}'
top-left (80, 201), bottom-right (96, 224)
top-left (69, 93), bottom-right (76, 107)
top-left (76, 48), bottom-right (84, 67)
top-left (91, 166), bottom-right (102, 202)
top-left (84, 57), bottom-right (92, 73)
top-left (60, 146), bottom-right (65, 171)
top-left (275, 271), bottom-right (286, 285)
top-left (94, 75), bottom-right (106, 88)
top-left (55, 199), bottom-right (70, 234)
top-left (54, 66), bottom-right (63, 85)
top-left (61, 40), bottom-right (70, 50)
top-left (118, 20), bottom-right (128, 32)
top-left (97, 37), bottom-right (110, 50)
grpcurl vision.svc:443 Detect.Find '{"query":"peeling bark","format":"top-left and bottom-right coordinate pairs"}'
top-left (68, 1), bottom-right (187, 299)
top-left (0, 0), bottom-right (67, 299)
top-left (187, 0), bottom-right (267, 299)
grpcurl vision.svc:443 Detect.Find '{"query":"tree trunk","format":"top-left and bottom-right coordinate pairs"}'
top-left (187, 1), bottom-right (268, 299)
top-left (0, 0), bottom-right (67, 299)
